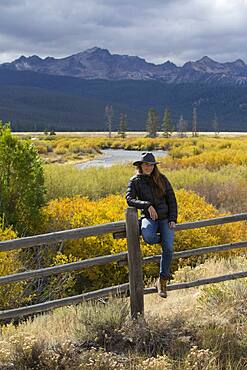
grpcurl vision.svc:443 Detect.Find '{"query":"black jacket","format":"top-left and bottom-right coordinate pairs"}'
top-left (126, 174), bottom-right (177, 222)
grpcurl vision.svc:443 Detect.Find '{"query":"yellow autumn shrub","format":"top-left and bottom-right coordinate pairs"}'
top-left (141, 189), bottom-right (247, 276)
top-left (160, 136), bottom-right (247, 170)
top-left (0, 223), bottom-right (26, 309)
top-left (42, 195), bottom-right (128, 293)
top-left (41, 190), bottom-right (247, 293)
top-left (172, 189), bottom-right (247, 269)
top-left (54, 143), bottom-right (69, 155)
top-left (182, 149), bottom-right (247, 169)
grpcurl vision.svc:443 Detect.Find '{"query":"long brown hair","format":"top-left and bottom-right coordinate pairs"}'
top-left (137, 164), bottom-right (166, 197)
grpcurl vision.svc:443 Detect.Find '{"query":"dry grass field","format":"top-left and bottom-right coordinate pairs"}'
top-left (1, 132), bottom-right (247, 369)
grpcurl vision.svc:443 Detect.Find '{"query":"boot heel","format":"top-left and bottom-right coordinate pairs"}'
top-left (156, 277), bottom-right (167, 298)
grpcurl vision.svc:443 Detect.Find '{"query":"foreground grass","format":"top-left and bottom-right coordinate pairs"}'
top-left (1, 257), bottom-right (247, 369)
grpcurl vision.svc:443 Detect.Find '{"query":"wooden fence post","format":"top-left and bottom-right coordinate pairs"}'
top-left (125, 207), bottom-right (144, 319)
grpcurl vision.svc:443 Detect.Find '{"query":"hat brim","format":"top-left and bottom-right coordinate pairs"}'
top-left (132, 160), bottom-right (160, 166)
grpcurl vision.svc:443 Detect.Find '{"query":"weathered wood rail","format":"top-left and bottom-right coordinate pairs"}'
top-left (0, 209), bottom-right (246, 320)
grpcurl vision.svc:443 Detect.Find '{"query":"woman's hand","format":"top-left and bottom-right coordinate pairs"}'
top-left (148, 205), bottom-right (158, 220)
top-left (169, 221), bottom-right (176, 229)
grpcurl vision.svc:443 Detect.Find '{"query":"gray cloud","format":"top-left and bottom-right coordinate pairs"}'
top-left (0, 0), bottom-right (247, 65)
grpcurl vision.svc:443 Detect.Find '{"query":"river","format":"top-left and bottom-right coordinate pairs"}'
top-left (75, 149), bottom-right (167, 169)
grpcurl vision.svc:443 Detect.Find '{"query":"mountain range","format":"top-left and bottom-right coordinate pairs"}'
top-left (0, 47), bottom-right (247, 132)
top-left (2, 47), bottom-right (247, 85)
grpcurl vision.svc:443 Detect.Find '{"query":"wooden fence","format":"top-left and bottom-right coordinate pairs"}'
top-left (0, 209), bottom-right (247, 320)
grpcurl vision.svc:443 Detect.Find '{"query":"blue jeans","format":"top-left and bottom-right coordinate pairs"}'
top-left (141, 217), bottom-right (174, 279)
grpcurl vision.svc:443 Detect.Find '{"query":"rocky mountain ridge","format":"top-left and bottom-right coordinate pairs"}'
top-left (1, 47), bottom-right (247, 85)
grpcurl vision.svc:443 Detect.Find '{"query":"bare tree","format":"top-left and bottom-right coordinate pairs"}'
top-left (105, 105), bottom-right (114, 138)
top-left (192, 107), bottom-right (198, 137)
top-left (212, 114), bottom-right (220, 136)
top-left (118, 113), bottom-right (127, 138)
top-left (177, 115), bottom-right (188, 137)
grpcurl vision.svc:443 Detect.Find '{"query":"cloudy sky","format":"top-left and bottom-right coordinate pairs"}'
top-left (0, 0), bottom-right (247, 66)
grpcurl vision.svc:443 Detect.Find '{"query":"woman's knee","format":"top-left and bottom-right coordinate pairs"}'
top-left (142, 230), bottom-right (160, 244)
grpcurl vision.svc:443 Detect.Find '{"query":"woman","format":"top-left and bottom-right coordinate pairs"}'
top-left (126, 152), bottom-right (177, 298)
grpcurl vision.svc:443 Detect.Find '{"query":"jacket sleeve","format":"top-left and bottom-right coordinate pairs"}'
top-left (165, 177), bottom-right (178, 223)
top-left (126, 178), bottom-right (152, 210)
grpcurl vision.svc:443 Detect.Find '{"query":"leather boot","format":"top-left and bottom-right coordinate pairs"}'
top-left (156, 277), bottom-right (168, 298)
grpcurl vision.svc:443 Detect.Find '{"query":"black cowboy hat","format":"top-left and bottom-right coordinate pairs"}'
top-left (133, 152), bottom-right (160, 166)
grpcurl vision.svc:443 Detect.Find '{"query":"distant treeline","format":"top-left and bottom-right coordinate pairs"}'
top-left (0, 69), bottom-right (247, 131)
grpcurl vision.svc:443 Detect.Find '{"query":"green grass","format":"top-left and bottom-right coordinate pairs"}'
top-left (166, 165), bottom-right (247, 213)
top-left (43, 163), bottom-right (134, 201)
top-left (44, 162), bottom-right (247, 214)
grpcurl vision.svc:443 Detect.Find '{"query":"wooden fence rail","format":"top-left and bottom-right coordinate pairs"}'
top-left (2, 269), bottom-right (247, 321)
top-left (0, 221), bottom-right (126, 252)
top-left (0, 213), bottom-right (246, 252)
top-left (0, 210), bottom-right (246, 320)
top-left (1, 241), bottom-right (246, 286)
